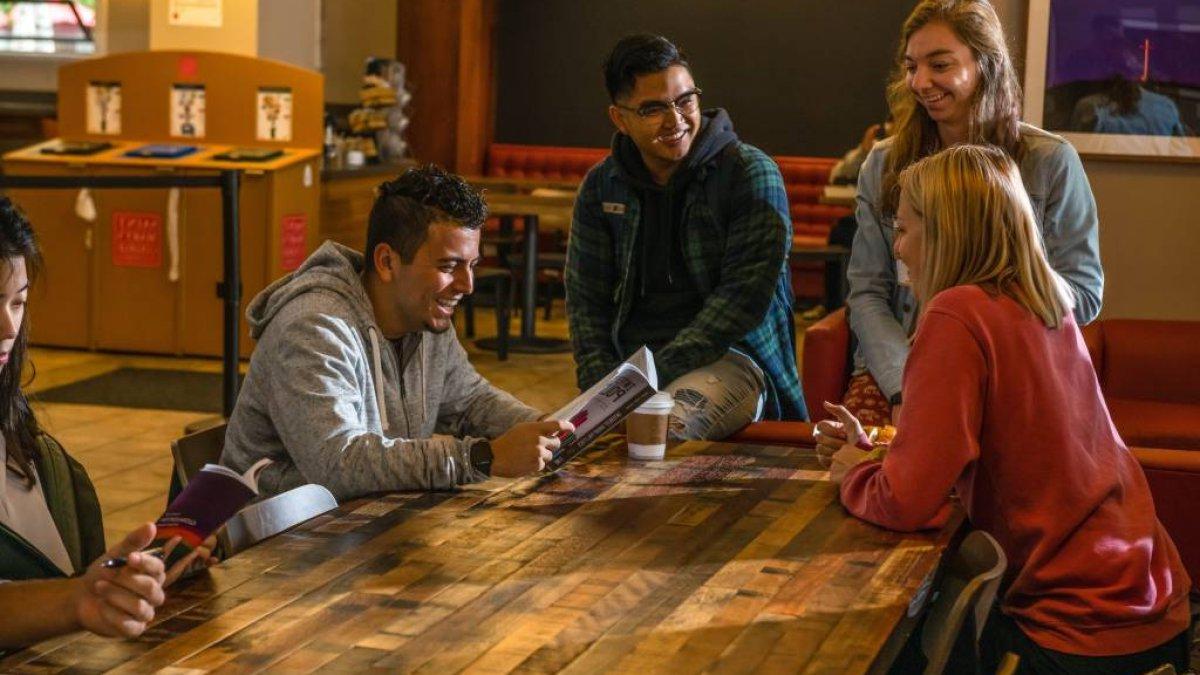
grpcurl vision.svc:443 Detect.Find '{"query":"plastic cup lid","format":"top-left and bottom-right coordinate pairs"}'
top-left (636, 391), bottom-right (675, 412)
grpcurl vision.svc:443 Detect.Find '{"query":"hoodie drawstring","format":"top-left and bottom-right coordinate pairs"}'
top-left (418, 337), bottom-right (427, 418)
top-left (367, 326), bottom-right (390, 433)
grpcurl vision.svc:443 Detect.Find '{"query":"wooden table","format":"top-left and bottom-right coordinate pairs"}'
top-left (820, 184), bottom-right (857, 208)
top-left (2, 439), bottom-right (959, 674)
top-left (468, 175), bottom-right (581, 194)
top-left (475, 192), bottom-right (578, 355)
top-left (791, 244), bottom-right (852, 308)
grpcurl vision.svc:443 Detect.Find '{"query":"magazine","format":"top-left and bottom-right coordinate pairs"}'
top-left (152, 458), bottom-right (271, 565)
top-left (545, 346), bottom-right (659, 471)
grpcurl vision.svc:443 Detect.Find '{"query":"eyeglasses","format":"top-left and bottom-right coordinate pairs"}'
top-left (614, 89), bottom-right (703, 123)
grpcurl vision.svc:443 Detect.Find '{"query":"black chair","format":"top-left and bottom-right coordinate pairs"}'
top-left (483, 211), bottom-right (569, 321)
top-left (507, 251), bottom-right (566, 320)
top-left (462, 266), bottom-right (512, 360)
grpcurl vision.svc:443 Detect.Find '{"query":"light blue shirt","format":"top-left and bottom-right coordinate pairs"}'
top-left (846, 123), bottom-right (1104, 398)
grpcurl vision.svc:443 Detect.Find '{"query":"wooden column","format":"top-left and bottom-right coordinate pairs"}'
top-left (396, 0), bottom-right (496, 174)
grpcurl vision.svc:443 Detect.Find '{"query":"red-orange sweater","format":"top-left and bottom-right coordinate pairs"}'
top-left (841, 286), bottom-right (1191, 656)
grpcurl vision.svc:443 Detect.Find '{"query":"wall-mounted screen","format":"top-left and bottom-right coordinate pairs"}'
top-left (1025, 0), bottom-right (1200, 160)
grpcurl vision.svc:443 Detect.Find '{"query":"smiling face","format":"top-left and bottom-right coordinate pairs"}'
top-left (373, 221), bottom-right (480, 336)
top-left (0, 256), bottom-right (28, 373)
top-left (905, 21), bottom-right (980, 142)
top-left (608, 64), bottom-right (701, 183)
top-left (893, 190), bottom-right (927, 293)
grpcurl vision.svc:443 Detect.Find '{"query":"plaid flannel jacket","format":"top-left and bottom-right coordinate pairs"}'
top-left (565, 141), bottom-right (808, 421)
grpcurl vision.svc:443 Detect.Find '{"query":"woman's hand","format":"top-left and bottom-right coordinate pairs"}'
top-left (73, 523), bottom-right (166, 639)
top-left (815, 402), bottom-right (872, 485)
top-left (814, 401), bottom-right (866, 466)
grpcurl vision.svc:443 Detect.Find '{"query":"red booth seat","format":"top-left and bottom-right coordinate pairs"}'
top-left (1085, 319), bottom-right (1200, 450)
top-left (486, 143), bottom-right (608, 181)
top-left (774, 156), bottom-right (852, 240)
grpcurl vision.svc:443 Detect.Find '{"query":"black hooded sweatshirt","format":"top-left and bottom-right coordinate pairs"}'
top-left (613, 109), bottom-right (739, 354)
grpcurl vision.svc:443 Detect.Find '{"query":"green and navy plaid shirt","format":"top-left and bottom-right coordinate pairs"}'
top-left (565, 139), bottom-right (808, 421)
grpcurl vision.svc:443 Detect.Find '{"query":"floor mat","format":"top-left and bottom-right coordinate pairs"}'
top-left (36, 368), bottom-right (241, 413)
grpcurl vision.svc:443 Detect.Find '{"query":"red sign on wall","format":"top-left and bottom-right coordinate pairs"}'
top-left (111, 212), bottom-right (163, 268)
top-left (178, 55), bottom-right (198, 79)
top-left (280, 214), bottom-right (308, 271)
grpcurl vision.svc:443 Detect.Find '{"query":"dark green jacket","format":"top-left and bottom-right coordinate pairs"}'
top-left (0, 434), bottom-right (105, 580)
top-left (566, 115), bottom-right (807, 420)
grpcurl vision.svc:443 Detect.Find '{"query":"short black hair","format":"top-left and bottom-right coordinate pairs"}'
top-left (603, 34), bottom-right (689, 102)
top-left (365, 164), bottom-right (487, 267)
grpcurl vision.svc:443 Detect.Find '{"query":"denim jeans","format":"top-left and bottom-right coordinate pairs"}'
top-left (663, 350), bottom-right (766, 441)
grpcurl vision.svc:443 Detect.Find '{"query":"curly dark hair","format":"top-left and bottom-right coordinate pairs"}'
top-left (603, 34), bottom-right (689, 102)
top-left (365, 164), bottom-right (488, 266)
top-left (0, 197), bottom-right (43, 487)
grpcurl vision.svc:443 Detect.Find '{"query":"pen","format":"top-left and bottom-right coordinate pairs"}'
top-left (100, 547), bottom-right (165, 569)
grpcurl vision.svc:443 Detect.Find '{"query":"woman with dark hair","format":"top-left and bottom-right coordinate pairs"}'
top-left (0, 197), bottom-right (210, 649)
top-left (842, 0), bottom-right (1105, 426)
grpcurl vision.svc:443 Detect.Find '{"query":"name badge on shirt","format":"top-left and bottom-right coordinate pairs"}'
top-left (602, 202), bottom-right (626, 215)
top-left (896, 259), bottom-right (912, 287)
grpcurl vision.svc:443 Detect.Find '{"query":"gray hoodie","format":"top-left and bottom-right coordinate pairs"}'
top-left (221, 241), bottom-right (541, 501)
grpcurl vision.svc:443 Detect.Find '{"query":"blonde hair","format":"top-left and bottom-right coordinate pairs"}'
top-left (882, 0), bottom-right (1023, 215)
top-left (899, 145), bottom-right (1069, 328)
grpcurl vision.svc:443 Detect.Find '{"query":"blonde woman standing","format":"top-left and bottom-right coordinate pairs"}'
top-left (819, 146), bottom-right (1189, 673)
top-left (844, 0), bottom-right (1103, 426)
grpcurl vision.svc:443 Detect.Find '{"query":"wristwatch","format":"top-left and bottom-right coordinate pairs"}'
top-left (469, 439), bottom-right (493, 477)
top-left (888, 393), bottom-right (903, 406)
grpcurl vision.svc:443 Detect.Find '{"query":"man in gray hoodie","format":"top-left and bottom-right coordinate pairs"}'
top-left (222, 165), bottom-right (572, 501)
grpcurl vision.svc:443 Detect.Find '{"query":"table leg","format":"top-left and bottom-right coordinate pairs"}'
top-left (475, 213), bottom-right (571, 354)
top-left (833, 254), bottom-right (849, 310)
top-left (521, 214), bottom-right (539, 339)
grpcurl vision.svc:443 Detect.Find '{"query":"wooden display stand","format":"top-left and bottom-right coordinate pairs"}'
top-left (2, 51), bottom-right (322, 358)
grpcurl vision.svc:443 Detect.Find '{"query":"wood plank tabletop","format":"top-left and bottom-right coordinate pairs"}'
top-left (483, 192), bottom-right (576, 232)
top-left (1, 438), bottom-right (959, 674)
top-left (819, 185), bottom-right (856, 207)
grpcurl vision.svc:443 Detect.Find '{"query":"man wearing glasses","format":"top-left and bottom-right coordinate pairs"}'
top-left (566, 34), bottom-right (807, 441)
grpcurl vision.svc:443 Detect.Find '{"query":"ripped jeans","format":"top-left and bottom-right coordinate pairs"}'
top-left (664, 350), bottom-right (766, 441)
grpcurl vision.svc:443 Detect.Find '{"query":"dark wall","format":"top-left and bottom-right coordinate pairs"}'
top-left (495, 0), bottom-right (917, 157)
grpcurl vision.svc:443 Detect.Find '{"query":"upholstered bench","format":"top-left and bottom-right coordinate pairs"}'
top-left (1082, 319), bottom-right (1200, 450)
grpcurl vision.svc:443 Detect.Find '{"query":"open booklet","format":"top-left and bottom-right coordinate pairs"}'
top-left (152, 458), bottom-right (272, 565)
top-left (545, 346), bottom-right (659, 471)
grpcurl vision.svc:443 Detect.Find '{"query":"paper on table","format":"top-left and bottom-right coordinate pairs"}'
top-left (545, 346), bottom-right (659, 471)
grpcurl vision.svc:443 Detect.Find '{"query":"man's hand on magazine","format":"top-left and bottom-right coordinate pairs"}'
top-left (492, 420), bottom-right (575, 476)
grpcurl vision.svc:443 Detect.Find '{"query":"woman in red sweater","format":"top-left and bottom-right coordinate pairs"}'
top-left (816, 145), bottom-right (1192, 673)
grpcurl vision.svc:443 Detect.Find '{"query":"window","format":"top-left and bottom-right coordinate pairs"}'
top-left (0, 0), bottom-right (96, 56)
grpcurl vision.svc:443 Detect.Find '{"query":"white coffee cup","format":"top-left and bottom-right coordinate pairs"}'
top-left (627, 391), bottom-right (675, 460)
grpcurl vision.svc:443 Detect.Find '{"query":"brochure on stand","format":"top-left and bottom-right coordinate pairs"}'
top-left (545, 346), bottom-right (658, 471)
top-left (152, 458), bottom-right (271, 565)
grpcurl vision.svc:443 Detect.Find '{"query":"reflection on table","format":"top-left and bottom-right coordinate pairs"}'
top-left (1, 438), bottom-right (959, 674)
